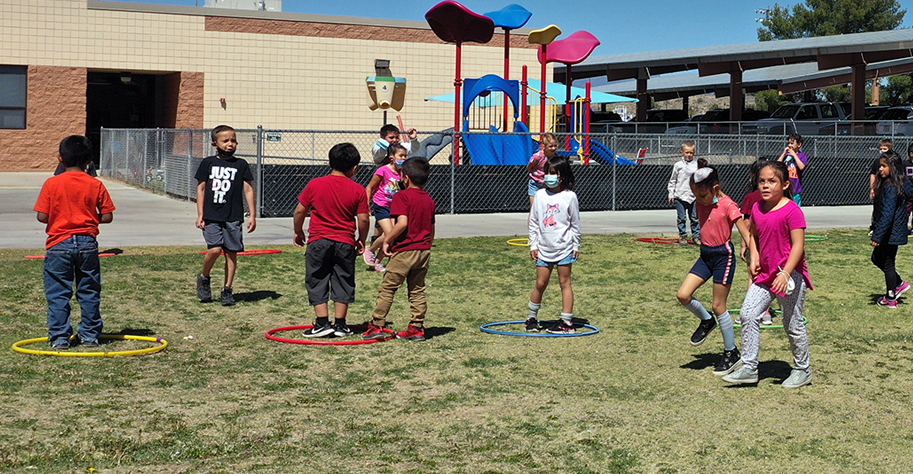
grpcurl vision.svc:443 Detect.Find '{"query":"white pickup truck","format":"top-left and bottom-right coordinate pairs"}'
top-left (741, 102), bottom-right (846, 136)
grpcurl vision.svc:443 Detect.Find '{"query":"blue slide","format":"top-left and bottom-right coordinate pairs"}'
top-left (462, 122), bottom-right (536, 165)
top-left (588, 139), bottom-right (637, 165)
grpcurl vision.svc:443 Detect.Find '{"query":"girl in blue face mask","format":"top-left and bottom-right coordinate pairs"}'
top-left (526, 157), bottom-right (581, 334)
top-left (675, 164), bottom-right (752, 377)
top-left (364, 145), bottom-right (407, 272)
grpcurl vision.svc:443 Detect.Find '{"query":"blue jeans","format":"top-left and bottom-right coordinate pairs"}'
top-left (674, 199), bottom-right (700, 238)
top-left (44, 235), bottom-right (103, 343)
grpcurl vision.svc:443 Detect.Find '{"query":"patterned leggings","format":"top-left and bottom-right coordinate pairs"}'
top-left (738, 271), bottom-right (810, 372)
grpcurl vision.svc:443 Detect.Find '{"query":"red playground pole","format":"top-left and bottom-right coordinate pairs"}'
top-left (503, 29), bottom-right (510, 132)
top-left (453, 41), bottom-right (462, 165)
top-left (540, 44), bottom-right (547, 135)
top-left (521, 65), bottom-right (528, 127)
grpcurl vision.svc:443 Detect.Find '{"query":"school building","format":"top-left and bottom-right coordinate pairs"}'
top-left (0, 0), bottom-right (542, 171)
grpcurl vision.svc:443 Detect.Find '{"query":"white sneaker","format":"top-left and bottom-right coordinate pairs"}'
top-left (722, 366), bottom-right (758, 385)
top-left (760, 311), bottom-right (773, 325)
top-left (782, 369), bottom-right (812, 388)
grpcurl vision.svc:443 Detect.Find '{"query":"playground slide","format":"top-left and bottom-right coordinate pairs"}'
top-left (588, 139), bottom-right (637, 165)
top-left (462, 128), bottom-right (501, 165)
top-left (412, 128), bottom-right (454, 161)
top-left (461, 123), bottom-right (537, 165)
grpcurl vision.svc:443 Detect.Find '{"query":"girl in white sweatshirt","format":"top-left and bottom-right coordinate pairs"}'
top-left (526, 157), bottom-right (581, 334)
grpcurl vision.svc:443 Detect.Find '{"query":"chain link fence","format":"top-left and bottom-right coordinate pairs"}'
top-left (100, 126), bottom-right (905, 217)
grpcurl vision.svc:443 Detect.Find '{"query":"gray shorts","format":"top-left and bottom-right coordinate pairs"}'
top-left (305, 238), bottom-right (356, 305)
top-left (202, 220), bottom-right (244, 253)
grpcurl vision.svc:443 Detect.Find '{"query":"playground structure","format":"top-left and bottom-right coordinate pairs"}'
top-left (423, 1), bottom-right (638, 166)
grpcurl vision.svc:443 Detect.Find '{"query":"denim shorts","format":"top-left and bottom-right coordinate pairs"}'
top-left (536, 252), bottom-right (577, 267)
top-left (688, 242), bottom-right (736, 285)
top-left (202, 220), bottom-right (244, 252)
top-left (372, 203), bottom-right (391, 221)
top-left (528, 178), bottom-right (544, 197)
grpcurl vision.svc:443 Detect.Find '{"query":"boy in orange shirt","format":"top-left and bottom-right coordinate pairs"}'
top-left (34, 136), bottom-right (116, 349)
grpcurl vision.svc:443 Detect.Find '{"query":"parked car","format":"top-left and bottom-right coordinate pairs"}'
top-left (665, 108), bottom-right (770, 134)
top-left (876, 106), bottom-right (913, 136)
top-left (817, 105), bottom-right (891, 135)
top-left (741, 102), bottom-right (845, 136)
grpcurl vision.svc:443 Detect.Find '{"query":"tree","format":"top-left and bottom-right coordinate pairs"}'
top-left (757, 0), bottom-right (905, 41)
top-left (881, 75), bottom-right (913, 105)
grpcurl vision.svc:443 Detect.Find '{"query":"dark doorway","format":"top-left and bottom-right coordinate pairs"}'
top-left (86, 72), bottom-right (157, 163)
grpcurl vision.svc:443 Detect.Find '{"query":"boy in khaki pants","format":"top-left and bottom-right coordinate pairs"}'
top-left (362, 158), bottom-right (436, 341)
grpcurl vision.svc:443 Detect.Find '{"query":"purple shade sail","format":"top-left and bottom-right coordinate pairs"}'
top-left (425, 0), bottom-right (495, 44)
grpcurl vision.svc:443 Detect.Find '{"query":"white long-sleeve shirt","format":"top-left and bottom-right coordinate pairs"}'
top-left (667, 158), bottom-right (697, 203)
top-left (529, 188), bottom-right (581, 262)
top-left (371, 138), bottom-right (422, 164)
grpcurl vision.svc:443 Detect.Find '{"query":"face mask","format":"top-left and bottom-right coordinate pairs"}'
top-left (217, 148), bottom-right (235, 159)
top-left (712, 196), bottom-right (719, 204)
top-left (394, 159), bottom-right (405, 167)
top-left (544, 175), bottom-right (560, 188)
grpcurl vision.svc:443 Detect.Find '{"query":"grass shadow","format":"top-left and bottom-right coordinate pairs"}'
top-left (680, 353), bottom-right (718, 371)
top-left (234, 290), bottom-right (282, 302)
top-left (424, 326), bottom-right (456, 340)
top-left (100, 248), bottom-right (124, 255)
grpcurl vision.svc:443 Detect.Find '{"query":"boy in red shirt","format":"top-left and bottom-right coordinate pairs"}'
top-left (294, 143), bottom-right (370, 337)
top-left (34, 136), bottom-right (116, 349)
top-left (363, 158), bottom-right (436, 341)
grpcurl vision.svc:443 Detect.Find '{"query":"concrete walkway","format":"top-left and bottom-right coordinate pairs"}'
top-left (1, 172), bottom-right (869, 250)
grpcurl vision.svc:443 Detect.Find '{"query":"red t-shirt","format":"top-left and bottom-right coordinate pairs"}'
top-left (389, 187), bottom-right (436, 252)
top-left (298, 174), bottom-right (368, 246)
top-left (34, 172), bottom-right (116, 249)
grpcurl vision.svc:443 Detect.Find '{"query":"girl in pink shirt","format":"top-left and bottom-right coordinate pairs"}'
top-left (675, 166), bottom-right (750, 376)
top-left (723, 161), bottom-right (813, 388)
top-left (364, 145), bottom-right (406, 271)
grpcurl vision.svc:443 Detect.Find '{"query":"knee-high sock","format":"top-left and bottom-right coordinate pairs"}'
top-left (685, 298), bottom-right (713, 321)
top-left (717, 310), bottom-right (735, 350)
top-left (528, 301), bottom-right (540, 320)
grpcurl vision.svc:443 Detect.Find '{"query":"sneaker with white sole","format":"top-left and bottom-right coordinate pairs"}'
top-left (760, 311), bottom-right (773, 326)
top-left (722, 366), bottom-right (758, 385)
top-left (690, 318), bottom-right (717, 346)
top-left (781, 368), bottom-right (813, 388)
top-left (895, 281), bottom-right (910, 299)
top-left (877, 296), bottom-right (898, 308)
top-left (302, 321), bottom-right (335, 338)
top-left (374, 263), bottom-right (386, 272)
top-left (333, 322), bottom-right (353, 337)
top-left (525, 318), bottom-right (540, 332)
top-left (712, 348), bottom-right (743, 376)
top-left (547, 320), bottom-right (576, 334)
top-left (363, 248), bottom-right (377, 265)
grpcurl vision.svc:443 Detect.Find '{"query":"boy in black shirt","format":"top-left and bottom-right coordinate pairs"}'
top-left (194, 125), bottom-right (256, 305)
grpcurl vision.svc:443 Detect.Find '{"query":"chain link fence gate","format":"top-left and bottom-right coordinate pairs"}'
top-left (100, 126), bottom-right (897, 217)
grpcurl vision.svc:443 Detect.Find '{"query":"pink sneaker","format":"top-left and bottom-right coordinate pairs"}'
top-left (877, 296), bottom-right (898, 308)
top-left (374, 263), bottom-right (386, 272)
top-left (895, 281), bottom-right (910, 299)
top-left (363, 248), bottom-right (376, 265)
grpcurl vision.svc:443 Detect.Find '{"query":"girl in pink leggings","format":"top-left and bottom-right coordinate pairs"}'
top-left (723, 161), bottom-right (813, 388)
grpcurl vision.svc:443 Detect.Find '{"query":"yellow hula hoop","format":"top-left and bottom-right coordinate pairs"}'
top-left (507, 238), bottom-right (530, 247)
top-left (11, 334), bottom-right (168, 357)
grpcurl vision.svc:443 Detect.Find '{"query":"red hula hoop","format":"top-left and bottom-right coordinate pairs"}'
top-left (635, 237), bottom-right (682, 245)
top-left (26, 253), bottom-right (118, 259)
top-left (198, 249), bottom-right (283, 256)
top-left (265, 324), bottom-right (395, 345)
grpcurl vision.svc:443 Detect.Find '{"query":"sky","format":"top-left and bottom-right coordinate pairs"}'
top-left (108, 0), bottom-right (913, 55)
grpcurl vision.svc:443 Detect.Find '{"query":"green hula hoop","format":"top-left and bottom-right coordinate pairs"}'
top-left (12, 334), bottom-right (168, 357)
top-left (729, 308), bottom-right (807, 330)
top-left (507, 238), bottom-right (530, 247)
top-left (805, 235), bottom-right (828, 242)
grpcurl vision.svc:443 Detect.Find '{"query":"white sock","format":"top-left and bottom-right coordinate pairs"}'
top-left (528, 301), bottom-right (540, 320)
top-left (560, 312), bottom-right (573, 324)
top-left (684, 298), bottom-right (713, 321)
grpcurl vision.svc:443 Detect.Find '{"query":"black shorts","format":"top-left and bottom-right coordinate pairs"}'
top-left (688, 242), bottom-right (737, 285)
top-left (305, 238), bottom-right (356, 305)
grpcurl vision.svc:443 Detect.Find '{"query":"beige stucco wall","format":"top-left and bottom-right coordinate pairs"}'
top-left (0, 0), bottom-right (547, 170)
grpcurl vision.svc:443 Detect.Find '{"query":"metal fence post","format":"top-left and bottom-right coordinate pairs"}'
top-left (188, 130), bottom-right (194, 200)
top-left (256, 125), bottom-right (263, 218)
top-left (450, 129), bottom-right (456, 214)
top-left (611, 134), bottom-right (617, 211)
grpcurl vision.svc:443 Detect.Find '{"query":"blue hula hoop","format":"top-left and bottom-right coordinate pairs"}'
top-left (480, 320), bottom-right (599, 337)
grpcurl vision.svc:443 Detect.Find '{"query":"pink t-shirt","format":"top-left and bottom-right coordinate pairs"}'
top-left (751, 199), bottom-right (813, 295)
top-left (740, 190), bottom-right (761, 216)
top-left (695, 194), bottom-right (742, 247)
top-left (528, 150), bottom-right (547, 184)
top-left (372, 164), bottom-right (400, 208)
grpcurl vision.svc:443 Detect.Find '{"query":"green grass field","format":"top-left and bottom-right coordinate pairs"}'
top-left (2, 231), bottom-right (912, 473)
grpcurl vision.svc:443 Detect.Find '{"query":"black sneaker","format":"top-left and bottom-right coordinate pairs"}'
top-left (712, 348), bottom-right (743, 376)
top-left (333, 322), bottom-right (353, 337)
top-left (303, 321), bottom-right (335, 338)
top-left (220, 286), bottom-right (236, 306)
top-left (50, 338), bottom-right (70, 350)
top-left (197, 274), bottom-right (212, 302)
top-left (525, 318), bottom-right (540, 332)
top-left (690, 318), bottom-right (717, 346)
top-left (80, 337), bottom-right (100, 347)
top-left (547, 320), bottom-right (576, 334)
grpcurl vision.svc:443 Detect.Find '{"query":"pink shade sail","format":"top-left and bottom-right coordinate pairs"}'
top-left (537, 30), bottom-right (600, 65)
